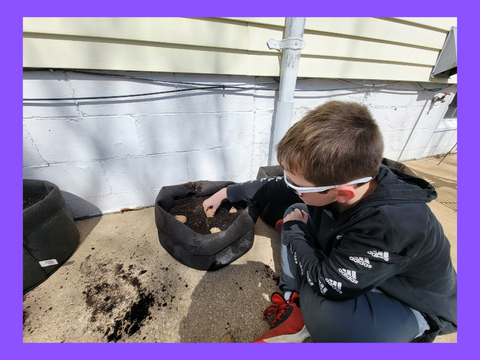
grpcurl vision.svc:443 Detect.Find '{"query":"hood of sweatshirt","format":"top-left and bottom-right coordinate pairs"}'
top-left (337, 164), bottom-right (437, 219)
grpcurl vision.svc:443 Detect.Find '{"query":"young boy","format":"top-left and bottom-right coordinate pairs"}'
top-left (203, 101), bottom-right (457, 343)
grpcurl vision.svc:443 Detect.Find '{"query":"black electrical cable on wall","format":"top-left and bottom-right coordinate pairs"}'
top-left (23, 86), bottom-right (230, 102)
top-left (22, 69), bottom-right (455, 102)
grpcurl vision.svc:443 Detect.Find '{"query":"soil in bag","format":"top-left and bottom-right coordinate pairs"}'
top-left (168, 195), bottom-right (245, 235)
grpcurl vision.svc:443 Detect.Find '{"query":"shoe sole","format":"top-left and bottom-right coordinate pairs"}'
top-left (257, 325), bottom-right (311, 343)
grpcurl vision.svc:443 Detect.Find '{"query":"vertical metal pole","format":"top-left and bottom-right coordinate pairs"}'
top-left (397, 100), bottom-right (429, 162)
top-left (269, 17), bottom-right (306, 165)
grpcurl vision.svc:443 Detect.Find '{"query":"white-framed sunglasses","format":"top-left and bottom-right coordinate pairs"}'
top-left (283, 170), bottom-right (373, 196)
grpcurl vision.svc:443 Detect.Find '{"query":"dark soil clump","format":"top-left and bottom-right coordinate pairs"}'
top-left (168, 196), bottom-right (245, 235)
top-left (124, 292), bottom-right (155, 336)
top-left (80, 254), bottom-right (157, 342)
top-left (182, 182), bottom-right (204, 193)
top-left (23, 192), bottom-right (46, 210)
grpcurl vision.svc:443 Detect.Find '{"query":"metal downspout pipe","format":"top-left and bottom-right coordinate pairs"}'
top-left (268, 17), bottom-right (306, 165)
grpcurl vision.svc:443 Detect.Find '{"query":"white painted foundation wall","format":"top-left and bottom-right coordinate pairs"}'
top-left (23, 70), bottom-right (457, 218)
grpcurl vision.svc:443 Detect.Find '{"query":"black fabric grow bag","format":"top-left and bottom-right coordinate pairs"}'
top-left (155, 181), bottom-right (260, 271)
top-left (256, 159), bottom-right (418, 228)
top-left (23, 179), bottom-right (79, 294)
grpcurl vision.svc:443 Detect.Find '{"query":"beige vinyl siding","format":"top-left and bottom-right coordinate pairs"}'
top-left (383, 17), bottom-right (457, 32)
top-left (23, 17), bottom-right (456, 83)
top-left (23, 17), bottom-right (283, 76)
top-left (299, 17), bottom-right (456, 82)
top-left (23, 18), bottom-right (254, 51)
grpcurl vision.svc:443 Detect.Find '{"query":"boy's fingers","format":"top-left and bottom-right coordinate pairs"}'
top-left (203, 200), bottom-right (217, 216)
top-left (203, 201), bottom-right (212, 212)
top-left (302, 211), bottom-right (309, 223)
top-left (284, 208), bottom-right (306, 222)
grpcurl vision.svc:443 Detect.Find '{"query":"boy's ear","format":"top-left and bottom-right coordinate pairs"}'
top-left (334, 186), bottom-right (357, 203)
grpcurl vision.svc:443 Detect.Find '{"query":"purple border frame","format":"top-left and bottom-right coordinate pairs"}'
top-left (9, 2), bottom-right (471, 359)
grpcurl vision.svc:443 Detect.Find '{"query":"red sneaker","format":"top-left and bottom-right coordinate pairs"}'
top-left (252, 292), bottom-right (311, 343)
top-left (275, 219), bottom-right (283, 234)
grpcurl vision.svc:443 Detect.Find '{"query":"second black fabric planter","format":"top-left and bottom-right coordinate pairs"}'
top-left (155, 181), bottom-right (260, 271)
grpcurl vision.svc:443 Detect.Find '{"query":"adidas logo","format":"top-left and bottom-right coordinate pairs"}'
top-left (318, 279), bottom-right (328, 294)
top-left (367, 250), bottom-right (389, 262)
top-left (349, 256), bottom-right (372, 268)
top-left (306, 271), bottom-right (314, 287)
top-left (260, 177), bottom-right (279, 183)
top-left (338, 268), bottom-right (358, 284)
top-left (325, 278), bottom-right (343, 294)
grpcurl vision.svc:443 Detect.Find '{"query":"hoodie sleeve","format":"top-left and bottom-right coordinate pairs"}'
top-left (282, 211), bottom-right (414, 300)
top-left (226, 176), bottom-right (301, 205)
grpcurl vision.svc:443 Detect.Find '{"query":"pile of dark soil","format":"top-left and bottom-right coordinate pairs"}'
top-left (23, 193), bottom-right (46, 210)
top-left (168, 196), bottom-right (245, 235)
top-left (182, 182), bottom-right (204, 193)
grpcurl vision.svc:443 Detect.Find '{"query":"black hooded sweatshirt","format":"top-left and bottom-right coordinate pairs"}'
top-left (227, 164), bottom-right (457, 341)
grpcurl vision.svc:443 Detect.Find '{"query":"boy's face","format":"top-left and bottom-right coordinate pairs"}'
top-left (284, 170), bottom-right (337, 207)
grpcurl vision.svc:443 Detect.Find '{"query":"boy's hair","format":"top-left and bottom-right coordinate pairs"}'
top-left (277, 101), bottom-right (384, 186)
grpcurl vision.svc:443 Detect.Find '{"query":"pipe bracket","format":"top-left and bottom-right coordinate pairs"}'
top-left (267, 38), bottom-right (306, 51)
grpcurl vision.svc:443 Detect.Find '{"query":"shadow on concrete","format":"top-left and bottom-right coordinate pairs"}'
top-left (253, 220), bottom-right (283, 274)
top-left (178, 261), bottom-right (280, 343)
top-left (62, 191), bottom-right (102, 246)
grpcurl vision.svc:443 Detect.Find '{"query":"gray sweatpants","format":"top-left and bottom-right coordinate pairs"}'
top-left (279, 203), bottom-right (429, 343)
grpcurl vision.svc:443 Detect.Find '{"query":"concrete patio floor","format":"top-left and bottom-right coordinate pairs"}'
top-left (23, 154), bottom-right (457, 343)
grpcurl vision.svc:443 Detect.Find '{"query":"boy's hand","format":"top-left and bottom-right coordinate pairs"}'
top-left (202, 188), bottom-right (228, 216)
top-left (284, 208), bottom-right (308, 224)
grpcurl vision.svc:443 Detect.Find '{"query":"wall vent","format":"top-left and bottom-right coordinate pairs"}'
top-left (431, 27), bottom-right (457, 79)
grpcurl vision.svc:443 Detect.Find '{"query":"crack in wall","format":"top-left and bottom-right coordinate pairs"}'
top-left (63, 71), bottom-right (84, 118)
top-left (23, 123), bottom-right (50, 167)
